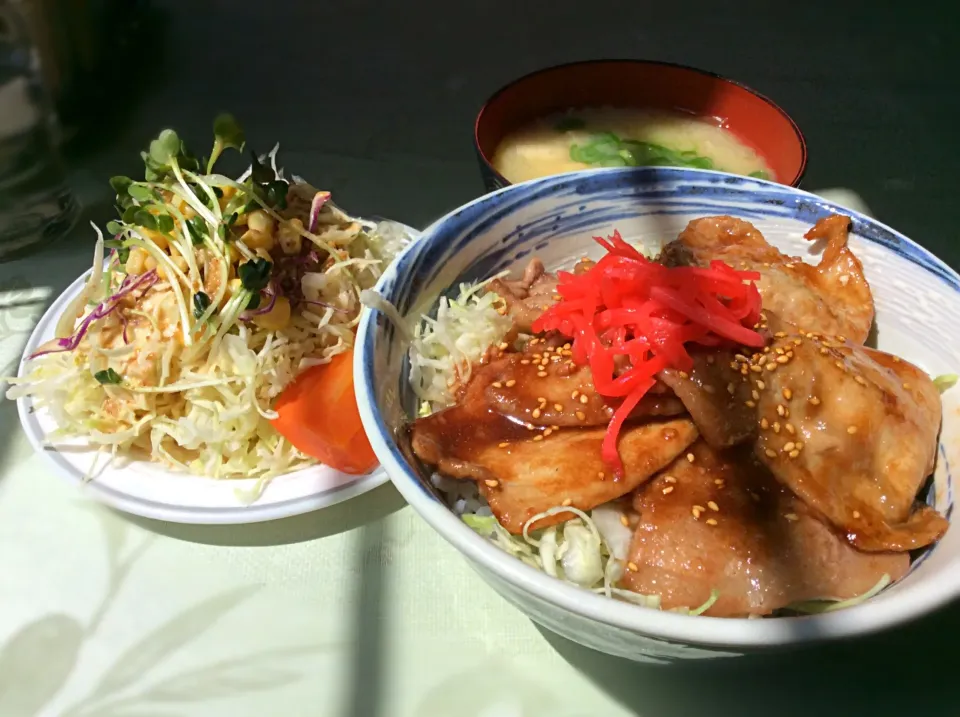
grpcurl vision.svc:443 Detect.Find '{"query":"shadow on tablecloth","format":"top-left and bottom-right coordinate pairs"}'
top-left (536, 596), bottom-right (960, 717)
top-left (121, 481), bottom-right (408, 547)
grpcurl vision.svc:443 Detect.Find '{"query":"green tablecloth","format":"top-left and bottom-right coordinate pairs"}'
top-left (2, 189), bottom-right (958, 717)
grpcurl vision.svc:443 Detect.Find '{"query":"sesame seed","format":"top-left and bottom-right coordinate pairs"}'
top-left (776, 404), bottom-right (786, 416)
top-left (760, 418), bottom-right (770, 429)
top-left (756, 380), bottom-right (766, 390)
top-left (745, 400), bottom-right (756, 407)
top-left (785, 423), bottom-right (796, 435)
top-left (571, 390), bottom-right (580, 399)
top-left (902, 382), bottom-right (911, 390)
top-left (752, 390), bottom-right (760, 401)
top-left (597, 472), bottom-right (605, 479)
top-left (714, 479), bottom-right (725, 487)
top-left (765, 448), bottom-right (777, 458)
top-left (532, 408), bottom-right (542, 419)
top-left (776, 355), bottom-right (790, 364)
top-left (706, 518), bottom-right (718, 526)
top-left (537, 371), bottom-right (548, 378)
top-left (730, 361), bottom-right (740, 370)
top-left (505, 379), bottom-right (516, 387)
top-left (532, 353), bottom-right (541, 359)
top-left (765, 363), bottom-right (777, 372)
top-left (788, 449), bottom-right (800, 458)
top-left (782, 388), bottom-right (793, 400)
top-left (562, 497), bottom-right (572, 507)
top-left (854, 375), bottom-right (867, 386)
top-left (692, 507), bottom-right (703, 519)
top-left (662, 486), bottom-right (675, 495)
top-left (773, 422), bottom-right (781, 433)
top-left (552, 425), bottom-right (559, 430)
top-left (820, 347), bottom-right (829, 355)
top-left (526, 423), bottom-right (534, 430)
top-left (498, 442), bottom-right (509, 448)
top-left (686, 453), bottom-right (696, 463)
top-left (837, 335), bottom-right (846, 342)
top-left (580, 394), bottom-right (589, 404)
top-left (575, 411), bottom-right (586, 421)
top-left (835, 361), bottom-right (844, 369)
top-left (852, 510), bottom-right (861, 519)
top-left (627, 562), bottom-right (639, 572)
top-left (752, 365), bottom-right (765, 373)
top-left (892, 356), bottom-right (900, 363)
top-left (485, 479), bottom-right (499, 488)
top-left (809, 396), bottom-right (821, 405)
top-left (783, 441), bottom-right (796, 452)
top-left (537, 396), bottom-right (547, 404)
top-left (727, 382), bottom-right (736, 395)
top-left (533, 435), bottom-right (544, 442)
top-left (774, 331), bottom-right (787, 338)
top-left (620, 514), bottom-right (630, 527)
top-left (498, 342), bottom-right (509, 350)
top-left (543, 428), bottom-right (554, 437)
top-left (492, 381), bottom-right (503, 388)
top-left (784, 513), bottom-right (799, 521)
top-left (664, 475), bottom-right (677, 483)
top-left (775, 347), bottom-right (785, 356)
top-left (707, 501), bottom-right (719, 511)
top-left (678, 370), bottom-right (689, 379)
top-left (563, 343), bottom-right (571, 350)
top-left (793, 338), bottom-right (802, 346)
top-left (553, 403), bottom-right (563, 411)
top-left (521, 359), bottom-right (530, 365)
top-left (704, 385), bottom-right (716, 394)
top-left (847, 425), bottom-right (857, 434)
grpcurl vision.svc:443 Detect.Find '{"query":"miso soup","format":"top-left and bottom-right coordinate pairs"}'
top-left (491, 107), bottom-right (774, 184)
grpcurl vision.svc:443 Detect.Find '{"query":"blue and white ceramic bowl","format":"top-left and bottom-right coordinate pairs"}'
top-left (355, 167), bottom-right (959, 662)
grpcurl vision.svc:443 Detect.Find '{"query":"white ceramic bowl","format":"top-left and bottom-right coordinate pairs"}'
top-left (355, 168), bottom-right (959, 662)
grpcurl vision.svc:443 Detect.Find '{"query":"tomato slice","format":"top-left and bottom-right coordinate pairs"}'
top-left (270, 349), bottom-right (378, 475)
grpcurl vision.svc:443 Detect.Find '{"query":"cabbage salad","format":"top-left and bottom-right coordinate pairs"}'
top-left (7, 115), bottom-right (411, 486)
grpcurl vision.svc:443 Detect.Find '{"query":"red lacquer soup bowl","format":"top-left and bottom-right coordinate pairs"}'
top-left (474, 60), bottom-right (807, 192)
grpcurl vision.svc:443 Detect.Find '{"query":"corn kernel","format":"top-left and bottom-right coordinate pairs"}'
top-left (125, 247), bottom-right (148, 275)
top-left (141, 228), bottom-right (169, 251)
top-left (217, 185), bottom-right (238, 210)
top-left (246, 209), bottom-right (275, 235)
top-left (144, 254), bottom-right (158, 272)
top-left (240, 228), bottom-right (275, 251)
top-left (278, 218), bottom-right (303, 255)
top-left (252, 296), bottom-right (291, 331)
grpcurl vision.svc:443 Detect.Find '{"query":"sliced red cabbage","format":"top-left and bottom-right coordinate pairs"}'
top-left (30, 270), bottom-right (158, 359)
top-left (307, 191), bottom-right (332, 233)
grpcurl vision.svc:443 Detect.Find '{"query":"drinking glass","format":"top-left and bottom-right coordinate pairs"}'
top-left (0, 0), bottom-right (79, 261)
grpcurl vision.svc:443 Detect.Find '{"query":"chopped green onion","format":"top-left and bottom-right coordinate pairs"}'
top-left (94, 368), bottom-right (122, 385)
top-left (749, 170), bottom-right (771, 180)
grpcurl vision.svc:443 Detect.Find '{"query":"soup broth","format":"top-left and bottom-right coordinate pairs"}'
top-left (491, 107), bottom-right (774, 184)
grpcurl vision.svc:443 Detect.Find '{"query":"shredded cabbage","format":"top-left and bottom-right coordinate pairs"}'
top-left (408, 275), bottom-right (513, 412)
top-left (786, 573), bottom-right (892, 614)
top-left (934, 374), bottom-right (958, 393)
top-left (462, 504), bottom-right (718, 613)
